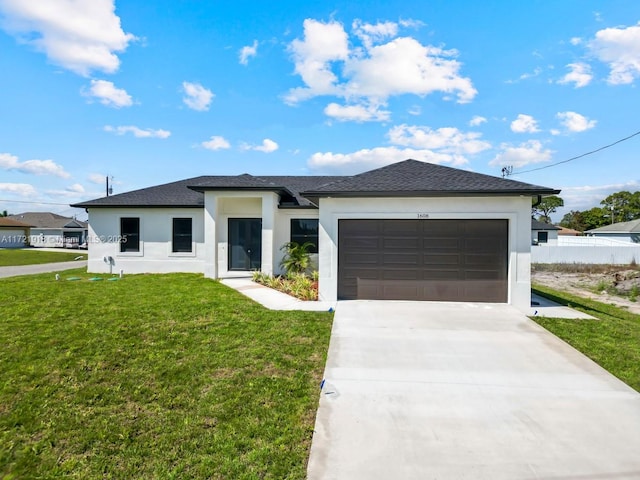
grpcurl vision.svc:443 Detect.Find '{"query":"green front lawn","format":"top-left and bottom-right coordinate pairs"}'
top-left (0, 271), bottom-right (333, 479)
top-left (532, 284), bottom-right (640, 392)
top-left (0, 249), bottom-right (87, 266)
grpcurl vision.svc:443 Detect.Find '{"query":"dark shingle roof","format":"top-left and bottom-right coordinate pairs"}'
top-left (302, 160), bottom-right (560, 197)
top-left (72, 175), bottom-right (345, 209)
top-left (71, 160), bottom-right (559, 209)
top-left (8, 212), bottom-right (87, 228)
top-left (531, 219), bottom-right (560, 231)
top-left (71, 177), bottom-right (208, 208)
top-left (189, 175), bottom-right (344, 207)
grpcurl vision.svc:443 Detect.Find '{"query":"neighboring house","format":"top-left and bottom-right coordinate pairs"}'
top-left (72, 159), bottom-right (558, 310)
top-left (586, 219), bottom-right (640, 244)
top-left (557, 226), bottom-right (582, 236)
top-left (0, 217), bottom-right (33, 248)
top-left (531, 219), bottom-right (560, 245)
top-left (7, 212), bottom-right (88, 248)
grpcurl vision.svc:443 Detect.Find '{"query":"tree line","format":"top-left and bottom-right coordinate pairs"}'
top-left (532, 191), bottom-right (640, 232)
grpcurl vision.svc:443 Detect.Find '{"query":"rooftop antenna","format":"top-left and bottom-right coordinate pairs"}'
top-left (501, 166), bottom-right (513, 178)
top-left (106, 176), bottom-right (114, 196)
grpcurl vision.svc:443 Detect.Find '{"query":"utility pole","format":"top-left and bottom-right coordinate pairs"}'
top-left (106, 176), bottom-right (114, 197)
top-left (611, 205), bottom-right (614, 225)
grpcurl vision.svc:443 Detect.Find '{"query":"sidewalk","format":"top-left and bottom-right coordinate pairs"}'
top-left (220, 277), bottom-right (336, 311)
top-left (0, 260), bottom-right (87, 278)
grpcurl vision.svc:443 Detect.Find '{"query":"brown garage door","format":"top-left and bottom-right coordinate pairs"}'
top-left (338, 219), bottom-right (508, 302)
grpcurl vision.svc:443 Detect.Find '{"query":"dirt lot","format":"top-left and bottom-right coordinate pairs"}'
top-left (532, 264), bottom-right (640, 315)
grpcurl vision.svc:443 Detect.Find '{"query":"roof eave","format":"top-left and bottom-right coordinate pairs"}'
top-left (70, 203), bottom-right (203, 209)
top-left (302, 189), bottom-right (561, 198)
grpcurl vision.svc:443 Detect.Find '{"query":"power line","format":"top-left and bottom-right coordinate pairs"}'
top-left (0, 199), bottom-right (75, 206)
top-left (512, 128), bottom-right (640, 175)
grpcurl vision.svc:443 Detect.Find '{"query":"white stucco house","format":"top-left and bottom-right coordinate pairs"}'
top-left (586, 219), bottom-right (640, 244)
top-left (531, 219), bottom-right (560, 245)
top-left (7, 212), bottom-right (88, 248)
top-left (72, 160), bottom-right (559, 310)
top-left (0, 217), bottom-right (33, 248)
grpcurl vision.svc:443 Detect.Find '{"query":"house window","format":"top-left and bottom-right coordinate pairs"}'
top-left (291, 219), bottom-right (318, 253)
top-left (537, 231), bottom-right (548, 244)
top-left (172, 218), bottom-right (193, 253)
top-left (120, 217), bottom-right (140, 252)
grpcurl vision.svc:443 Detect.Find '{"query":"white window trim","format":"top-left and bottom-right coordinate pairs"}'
top-left (168, 216), bottom-right (196, 257)
top-left (117, 216), bottom-right (144, 257)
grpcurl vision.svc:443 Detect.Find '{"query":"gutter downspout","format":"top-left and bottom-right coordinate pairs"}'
top-left (532, 194), bottom-right (542, 208)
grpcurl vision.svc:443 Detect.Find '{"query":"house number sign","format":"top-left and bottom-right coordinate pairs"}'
top-left (417, 213), bottom-right (430, 219)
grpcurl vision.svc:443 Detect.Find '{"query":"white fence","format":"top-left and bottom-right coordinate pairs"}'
top-left (557, 236), bottom-right (634, 246)
top-left (532, 245), bottom-right (640, 264)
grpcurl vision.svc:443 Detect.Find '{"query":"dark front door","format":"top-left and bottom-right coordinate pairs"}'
top-left (228, 218), bottom-right (262, 271)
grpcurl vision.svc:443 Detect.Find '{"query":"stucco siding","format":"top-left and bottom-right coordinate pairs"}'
top-left (0, 228), bottom-right (30, 248)
top-left (87, 208), bottom-right (205, 274)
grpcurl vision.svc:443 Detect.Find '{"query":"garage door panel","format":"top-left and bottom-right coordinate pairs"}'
top-left (342, 237), bottom-right (379, 249)
top-left (383, 253), bottom-right (420, 264)
top-left (338, 219), bottom-right (508, 302)
top-left (382, 220), bottom-right (418, 234)
top-left (384, 237), bottom-right (420, 249)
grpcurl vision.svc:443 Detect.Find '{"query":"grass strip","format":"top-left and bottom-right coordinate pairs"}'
top-left (532, 283), bottom-right (640, 392)
top-left (0, 249), bottom-right (87, 266)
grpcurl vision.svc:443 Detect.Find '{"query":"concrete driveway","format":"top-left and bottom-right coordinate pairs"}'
top-left (307, 301), bottom-right (640, 480)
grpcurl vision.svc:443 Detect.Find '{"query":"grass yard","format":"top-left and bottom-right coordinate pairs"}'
top-left (0, 249), bottom-right (87, 266)
top-left (0, 271), bottom-right (333, 479)
top-left (532, 284), bottom-right (640, 392)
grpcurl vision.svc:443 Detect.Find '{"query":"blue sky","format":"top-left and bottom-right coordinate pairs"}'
top-left (1, 0), bottom-right (639, 221)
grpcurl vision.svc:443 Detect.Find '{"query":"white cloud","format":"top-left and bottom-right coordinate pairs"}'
top-left (558, 62), bottom-right (593, 88)
top-left (352, 19), bottom-right (398, 48)
top-left (88, 173), bottom-right (106, 184)
top-left (570, 37), bottom-right (583, 46)
top-left (560, 180), bottom-right (640, 212)
top-left (324, 102), bottom-right (390, 122)
top-left (285, 18), bottom-right (476, 122)
top-left (285, 19), bottom-right (349, 103)
top-left (239, 40), bottom-right (258, 65)
top-left (0, 152), bottom-right (70, 178)
top-left (308, 147), bottom-right (462, 174)
top-left (0, 0), bottom-right (135, 76)
top-left (309, 123), bottom-right (491, 174)
top-left (556, 111), bottom-right (597, 132)
top-left (104, 125), bottom-right (171, 138)
top-left (589, 22), bottom-right (640, 84)
top-left (388, 124), bottom-right (491, 155)
top-left (242, 138), bottom-right (279, 153)
top-left (182, 81), bottom-right (214, 111)
top-left (510, 114), bottom-right (540, 133)
top-left (0, 182), bottom-right (36, 196)
top-left (408, 105), bottom-right (421, 116)
top-left (469, 115), bottom-right (487, 126)
top-left (66, 183), bottom-right (85, 193)
top-left (83, 79), bottom-right (132, 108)
top-left (489, 140), bottom-right (553, 168)
top-left (201, 136), bottom-right (231, 151)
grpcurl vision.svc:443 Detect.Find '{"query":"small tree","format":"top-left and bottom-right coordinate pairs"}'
top-left (532, 195), bottom-right (563, 223)
top-left (279, 241), bottom-right (314, 276)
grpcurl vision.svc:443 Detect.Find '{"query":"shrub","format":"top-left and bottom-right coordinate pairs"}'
top-left (280, 241), bottom-right (314, 276)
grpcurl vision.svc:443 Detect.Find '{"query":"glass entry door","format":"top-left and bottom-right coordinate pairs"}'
top-left (228, 218), bottom-right (262, 271)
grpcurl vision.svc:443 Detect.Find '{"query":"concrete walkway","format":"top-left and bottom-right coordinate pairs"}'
top-left (220, 277), bottom-right (336, 311)
top-left (307, 300), bottom-right (640, 480)
top-left (0, 260), bottom-right (87, 278)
